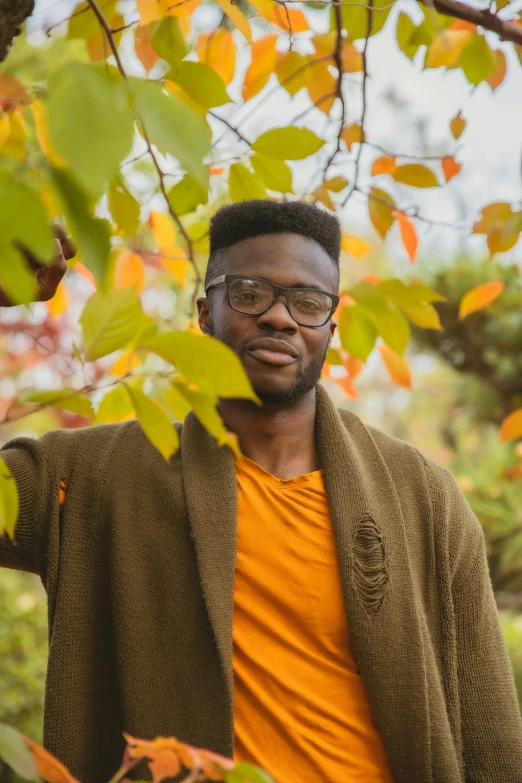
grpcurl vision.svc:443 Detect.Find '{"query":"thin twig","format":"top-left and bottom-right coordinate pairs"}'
top-left (208, 111), bottom-right (251, 144)
top-left (342, 0), bottom-right (373, 209)
top-left (355, 184), bottom-right (467, 229)
top-left (321, 3), bottom-right (346, 180)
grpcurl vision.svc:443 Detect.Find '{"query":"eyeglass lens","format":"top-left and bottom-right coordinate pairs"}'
top-left (228, 278), bottom-right (333, 326)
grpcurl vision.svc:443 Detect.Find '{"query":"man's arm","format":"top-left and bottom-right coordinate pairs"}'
top-left (0, 229), bottom-right (73, 572)
top-left (427, 459), bottom-right (522, 781)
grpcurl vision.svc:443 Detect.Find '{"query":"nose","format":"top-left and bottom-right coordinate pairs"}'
top-left (256, 295), bottom-right (298, 333)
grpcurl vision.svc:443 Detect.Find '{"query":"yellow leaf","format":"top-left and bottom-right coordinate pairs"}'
top-left (46, 279), bottom-right (69, 319)
top-left (113, 251), bottom-right (145, 293)
top-left (276, 50), bottom-right (309, 96)
top-left (137, 0), bottom-right (199, 24)
top-left (371, 155), bottom-right (396, 176)
top-left (487, 49), bottom-right (507, 90)
top-left (378, 344), bottom-right (412, 388)
top-left (501, 408), bottom-right (522, 442)
top-left (149, 211), bottom-right (177, 249)
top-left (135, 23), bottom-right (160, 70)
top-left (442, 155), bottom-right (461, 182)
top-left (324, 176), bottom-right (348, 192)
top-left (269, 4), bottom-right (309, 32)
top-left (214, 0), bottom-right (252, 42)
top-left (342, 235), bottom-right (372, 258)
top-left (392, 163), bottom-right (439, 188)
top-left (368, 187), bottom-right (396, 239)
top-left (125, 385), bottom-right (179, 461)
top-left (312, 186), bottom-right (334, 210)
top-left (342, 42), bottom-right (363, 72)
top-left (425, 29), bottom-right (473, 68)
top-left (243, 35), bottom-right (278, 100)
top-left (109, 349), bottom-right (142, 376)
top-left (341, 123), bottom-right (363, 151)
top-left (247, 0), bottom-right (273, 17)
top-left (161, 257), bottom-right (189, 286)
top-left (0, 457), bottom-right (19, 538)
top-left (196, 29), bottom-right (236, 86)
top-left (307, 62), bottom-right (336, 114)
top-left (394, 210), bottom-right (418, 262)
top-left (0, 108), bottom-right (26, 161)
top-left (458, 281), bottom-right (505, 320)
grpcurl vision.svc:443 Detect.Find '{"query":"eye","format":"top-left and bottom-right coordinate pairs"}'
top-left (234, 291), bottom-right (261, 302)
top-left (295, 298), bottom-right (322, 311)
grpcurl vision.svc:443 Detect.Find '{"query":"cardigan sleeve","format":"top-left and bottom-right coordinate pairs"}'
top-left (0, 431), bottom-right (59, 576)
top-left (428, 460), bottom-right (522, 781)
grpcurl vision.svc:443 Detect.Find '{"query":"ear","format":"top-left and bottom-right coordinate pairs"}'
top-left (327, 319), bottom-right (337, 348)
top-left (197, 296), bottom-right (211, 335)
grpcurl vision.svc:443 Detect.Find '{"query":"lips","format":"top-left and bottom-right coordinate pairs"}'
top-left (246, 338), bottom-right (298, 367)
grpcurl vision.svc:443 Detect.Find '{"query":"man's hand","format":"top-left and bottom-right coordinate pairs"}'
top-left (0, 225), bottom-right (76, 307)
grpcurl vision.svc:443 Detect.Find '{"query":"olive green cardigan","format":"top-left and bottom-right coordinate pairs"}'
top-left (1, 385), bottom-right (521, 782)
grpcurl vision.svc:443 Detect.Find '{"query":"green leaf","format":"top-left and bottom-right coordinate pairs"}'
top-left (0, 244), bottom-right (38, 305)
top-left (396, 13), bottom-right (420, 60)
top-left (368, 187), bottom-right (395, 239)
top-left (129, 78), bottom-right (211, 188)
top-left (18, 389), bottom-right (94, 418)
top-left (377, 279), bottom-right (447, 305)
top-left (80, 288), bottom-right (144, 361)
top-left (229, 163), bottom-right (267, 201)
top-left (142, 331), bottom-right (260, 401)
top-left (0, 724), bottom-right (38, 780)
top-left (348, 280), bottom-right (410, 355)
top-left (0, 460), bottom-right (19, 540)
top-left (339, 0), bottom-right (392, 42)
top-left (460, 35), bottom-right (496, 86)
top-left (167, 62), bottom-right (230, 109)
top-left (251, 127), bottom-right (324, 160)
top-left (392, 164), bottom-right (439, 188)
top-left (325, 347), bottom-right (344, 365)
top-left (338, 304), bottom-right (378, 360)
top-left (47, 62), bottom-right (134, 193)
top-left (68, 0), bottom-right (117, 39)
top-left (0, 173), bottom-right (54, 262)
top-left (250, 153), bottom-right (293, 192)
top-left (225, 763), bottom-right (276, 783)
top-left (108, 178), bottom-right (140, 237)
top-left (168, 175), bottom-right (208, 217)
top-left (151, 15), bottom-right (188, 69)
top-left (171, 380), bottom-right (239, 454)
top-left (95, 384), bottom-right (135, 423)
top-left (162, 381), bottom-right (192, 421)
top-left (50, 167), bottom-right (111, 286)
top-left (124, 385), bottom-right (179, 461)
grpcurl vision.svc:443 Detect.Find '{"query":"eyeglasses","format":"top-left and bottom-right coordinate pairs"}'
top-left (205, 275), bottom-right (339, 328)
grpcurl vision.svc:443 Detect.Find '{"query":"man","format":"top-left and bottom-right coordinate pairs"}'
top-left (0, 200), bottom-right (521, 783)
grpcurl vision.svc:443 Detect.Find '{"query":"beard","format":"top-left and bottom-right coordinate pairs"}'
top-left (209, 322), bottom-right (329, 405)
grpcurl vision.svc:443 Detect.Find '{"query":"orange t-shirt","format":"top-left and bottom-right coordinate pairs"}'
top-left (233, 455), bottom-right (395, 783)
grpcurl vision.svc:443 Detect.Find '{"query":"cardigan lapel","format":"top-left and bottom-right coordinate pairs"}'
top-left (315, 384), bottom-right (431, 782)
top-left (182, 386), bottom-right (431, 780)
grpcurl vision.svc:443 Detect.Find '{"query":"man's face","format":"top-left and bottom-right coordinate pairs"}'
top-left (197, 232), bottom-right (338, 404)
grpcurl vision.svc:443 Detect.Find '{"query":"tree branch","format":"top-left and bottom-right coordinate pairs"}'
top-left (321, 3), bottom-right (346, 180)
top-left (0, 0), bottom-right (34, 62)
top-left (419, 0), bottom-right (522, 46)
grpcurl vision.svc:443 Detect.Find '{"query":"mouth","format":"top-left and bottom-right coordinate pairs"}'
top-left (246, 339), bottom-right (298, 367)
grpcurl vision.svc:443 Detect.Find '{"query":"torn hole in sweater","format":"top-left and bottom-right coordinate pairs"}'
top-left (352, 515), bottom-right (389, 614)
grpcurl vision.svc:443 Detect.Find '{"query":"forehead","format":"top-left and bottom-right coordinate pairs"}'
top-left (220, 232), bottom-right (338, 291)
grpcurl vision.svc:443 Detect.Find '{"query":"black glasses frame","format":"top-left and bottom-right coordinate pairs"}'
top-left (205, 274), bottom-right (340, 327)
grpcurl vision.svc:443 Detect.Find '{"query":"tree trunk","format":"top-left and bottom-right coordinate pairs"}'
top-left (0, 0), bottom-right (34, 63)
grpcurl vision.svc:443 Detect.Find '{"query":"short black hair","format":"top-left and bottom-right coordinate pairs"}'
top-left (205, 199), bottom-right (341, 289)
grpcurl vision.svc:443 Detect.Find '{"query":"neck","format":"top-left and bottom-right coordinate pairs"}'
top-left (218, 388), bottom-right (319, 480)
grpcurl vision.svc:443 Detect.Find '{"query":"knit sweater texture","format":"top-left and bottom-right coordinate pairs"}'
top-left (0, 384), bottom-right (521, 783)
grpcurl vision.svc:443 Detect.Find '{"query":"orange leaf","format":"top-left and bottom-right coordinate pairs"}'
top-left (113, 251), bottom-right (145, 293)
top-left (307, 61), bottom-right (336, 114)
top-left (110, 349), bottom-right (142, 376)
top-left (137, 0), bottom-right (199, 24)
top-left (449, 111), bottom-right (466, 140)
top-left (125, 736), bottom-right (181, 782)
top-left (442, 156), bottom-right (461, 182)
top-left (371, 155), bottom-right (396, 176)
top-left (22, 736), bottom-right (80, 783)
top-left (378, 344), bottom-right (412, 388)
top-left (341, 123), bottom-right (363, 151)
top-left (487, 49), bottom-right (507, 90)
top-left (196, 29), bottom-right (236, 86)
top-left (458, 281), bottom-right (505, 320)
top-left (394, 210), bottom-right (418, 262)
top-left (135, 23), bottom-right (159, 71)
top-left (242, 35), bottom-right (278, 100)
top-left (159, 244), bottom-right (189, 285)
top-left (214, 0), bottom-right (252, 42)
top-left (269, 5), bottom-right (309, 32)
top-left (361, 274), bottom-right (381, 284)
top-left (341, 235), bottom-right (371, 258)
top-left (342, 42), bottom-right (363, 72)
top-left (210, 166), bottom-right (224, 175)
top-left (46, 280), bottom-right (68, 319)
top-left (345, 355), bottom-right (365, 379)
top-left (149, 211), bottom-right (177, 249)
top-left (334, 373), bottom-right (358, 398)
top-left (501, 408), bottom-right (522, 442)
